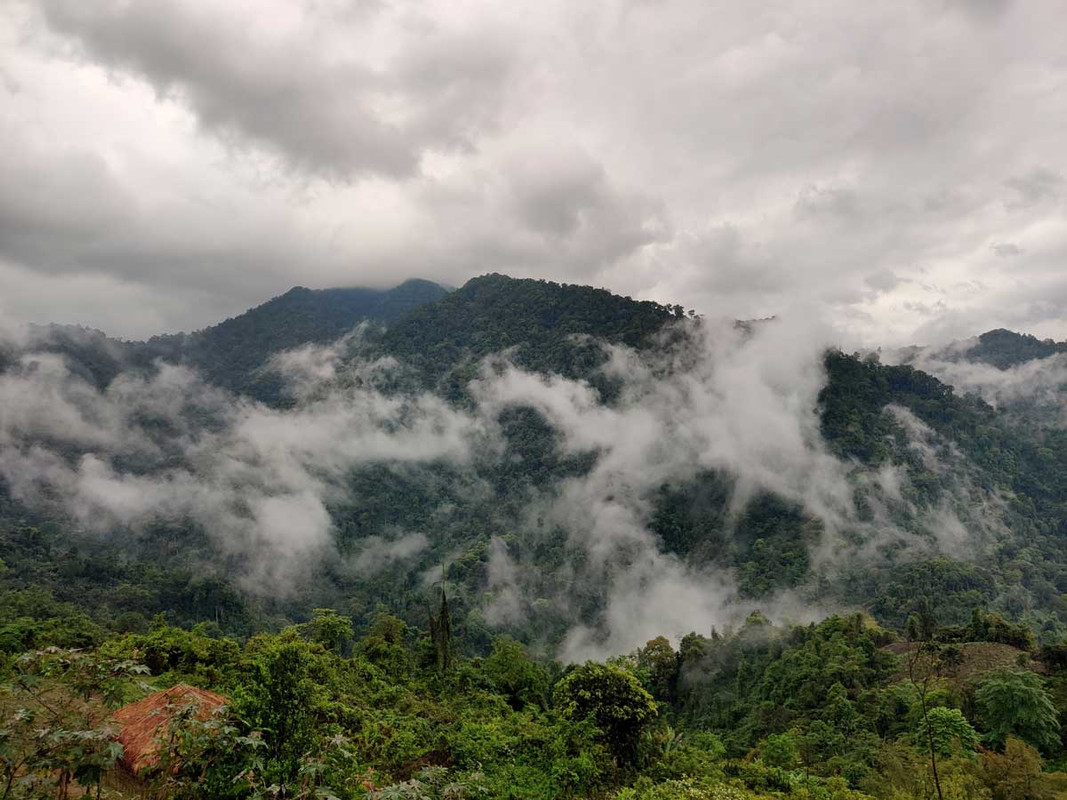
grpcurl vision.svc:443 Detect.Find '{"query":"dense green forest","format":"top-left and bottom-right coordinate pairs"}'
top-left (5, 607), bottom-right (1067, 799)
top-left (3, 274), bottom-right (1067, 797)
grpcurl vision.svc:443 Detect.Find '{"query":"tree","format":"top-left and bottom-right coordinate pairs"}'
top-left (553, 662), bottom-right (656, 765)
top-left (904, 623), bottom-right (945, 800)
top-left (231, 633), bottom-right (323, 784)
top-left (427, 587), bottom-right (453, 674)
top-left (637, 637), bottom-right (679, 703)
top-left (143, 703), bottom-right (265, 800)
top-left (483, 636), bottom-right (549, 710)
top-left (0, 648), bottom-right (146, 800)
top-left (917, 707), bottom-right (980, 758)
top-left (761, 732), bottom-right (799, 770)
top-left (369, 766), bottom-right (487, 800)
top-left (306, 608), bottom-right (353, 654)
top-left (981, 737), bottom-right (1054, 800)
top-left (975, 670), bottom-right (1061, 754)
top-left (355, 610), bottom-right (412, 676)
top-left (824, 682), bottom-right (859, 733)
top-left (144, 702), bottom-right (352, 800)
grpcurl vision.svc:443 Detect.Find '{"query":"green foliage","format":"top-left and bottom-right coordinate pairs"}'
top-left (0, 648), bottom-right (146, 799)
top-left (760, 733), bottom-right (800, 770)
top-left (102, 623), bottom-right (241, 684)
top-left (428, 589), bottom-right (454, 674)
top-left (949, 609), bottom-right (1038, 651)
top-left (644, 728), bottom-right (726, 782)
top-left (618, 769), bottom-right (873, 800)
top-left (356, 610), bottom-right (414, 677)
top-left (965, 329), bottom-right (1067, 370)
top-left (981, 737), bottom-right (1055, 800)
top-left (975, 670), bottom-right (1061, 754)
top-left (861, 740), bottom-right (991, 800)
top-left (142, 703), bottom-right (270, 800)
top-left (483, 636), bottom-right (550, 710)
top-left (144, 279), bottom-right (447, 401)
top-left (677, 615), bottom-right (894, 763)
top-left (916, 706), bottom-right (980, 758)
top-left (649, 479), bottom-right (816, 598)
top-left (637, 637), bottom-right (679, 703)
top-left (380, 273), bottom-right (679, 392)
top-left (306, 608), bottom-right (354, 654)
top-left (3, 611), bottom-right (1067, 800)
top-left (231, 632), bottom-right (327, 784)
top-left (369, 766), bottom-right (489, 800)
top-left (0, 523), bottom-right (256, 642)
top-left (615, 777), bottom-right (763, 800)
top-left (820, 349), bottom-right (1067, 633)
top-left (554, 662), bottom-right (658, 765)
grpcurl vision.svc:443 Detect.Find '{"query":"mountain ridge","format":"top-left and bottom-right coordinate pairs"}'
top-left (9, 273), bottom-right (1054, 387)
top-left (2, 272), bottom-right (1066, 654)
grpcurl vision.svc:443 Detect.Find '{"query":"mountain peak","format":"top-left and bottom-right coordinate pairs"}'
top-left (967, 328), bottom-right (1067, 369)
top-left (138, 279), bottom-right (448, 399)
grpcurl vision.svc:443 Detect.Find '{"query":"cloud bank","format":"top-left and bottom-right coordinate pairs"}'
top-left (889, 342), bottom-right (1067, 420)
top-left (0, 341), bottom-right (487, 591)
top-left (0, 317), bottom-right (1009, 656)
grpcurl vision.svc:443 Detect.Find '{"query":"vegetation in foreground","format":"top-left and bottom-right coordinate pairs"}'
top-left (4, 605), bottom-right (1067, 800)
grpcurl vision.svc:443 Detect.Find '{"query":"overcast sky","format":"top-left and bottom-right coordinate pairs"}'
top-left (1, 0), bottom-right (1065, 345)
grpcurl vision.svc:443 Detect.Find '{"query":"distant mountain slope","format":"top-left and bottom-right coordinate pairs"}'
top-left (379, 273), bottom-right (685, 391)
top-left (2, 280), bottom-right (450, 401)
top-left (957, 329), bottom-right (1067, 369)
top-left (5, 273), bottom-right (1067, 650)
top-left (898, 328), bottom-right (1067, 371)
top-left (143, 279), bottom-right (448, 398)
top-left (3, 324), bottom-right (132, 389)
top-left (890, 328), bottom-right (1067, 427)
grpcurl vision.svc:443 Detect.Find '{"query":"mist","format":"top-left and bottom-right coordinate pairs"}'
top-left (0, 339), bottom-right (487, 592)
top-left (0, 314), bottom-right (1004, 658)
top-left (886, 340), bottom-right (1067, 421)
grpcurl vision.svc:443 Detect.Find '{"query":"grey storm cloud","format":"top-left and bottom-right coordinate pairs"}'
top-left (0, 0), bottom-right (1065, 343)
top-left (1004, 167), bottom-right (1064, 211)
top-left (37, 0), bottom-right (514, 179)
top-left (990, 242), bottom-right (1024, 258)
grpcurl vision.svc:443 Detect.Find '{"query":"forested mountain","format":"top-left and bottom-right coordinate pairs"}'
top-left (143, 278), bottom-right (449, 399)
top-left (3, 274), bottom-right (1067, 799)
top-left (951, 329), bottom-right (1067, 370)
top-left (379, 273), bottom-right (686, 390)
top-left (0, 279), bottom-right (448, 401)
top-left (3, 274), bottom-right (1066, 641)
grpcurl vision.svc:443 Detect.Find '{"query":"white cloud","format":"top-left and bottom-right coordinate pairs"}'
top-left (348, 531), bottom-right (431, 575)
top-left (0, 343), bottom-right (486, 591)
top-left (887, 341), bottom-right (1067, 416)
top-left (0, 310), bottom-right (1010, 651)
top-left (474, 315), bottom-right (997, 658)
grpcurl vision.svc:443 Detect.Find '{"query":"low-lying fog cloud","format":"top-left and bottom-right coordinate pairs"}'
top-left (888, 342), bottom-right (1067, 421)
top-left (0, 319), bottom-right (1008, 656)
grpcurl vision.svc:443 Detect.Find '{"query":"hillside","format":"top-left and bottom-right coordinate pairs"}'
top-left (2, 274), bottom-right (1066, 646)
top-left (379, 273), bottom-right (685, 388)
top-left (4, 274), bottom-right (1067, 798)
top-left (962, 329), bottom-right (1067, 370)
top-left (143, 278), bottom-right (449, 400)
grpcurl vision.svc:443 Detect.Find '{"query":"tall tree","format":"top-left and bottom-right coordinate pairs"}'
top-left (554, 662), bottom-right (657, 766)
top-left (975, 671), bottom-right (1061, 754)
top-left (428, 586), bottom-right (453, 674)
